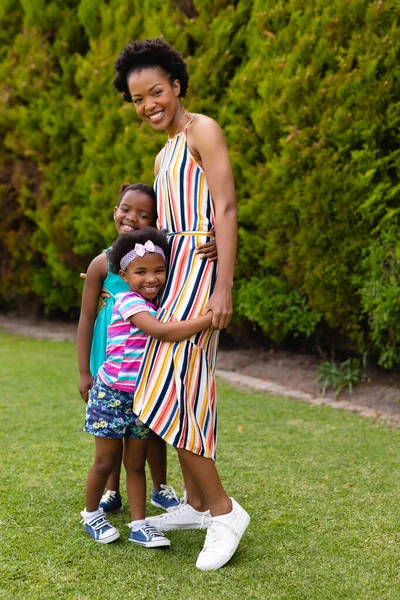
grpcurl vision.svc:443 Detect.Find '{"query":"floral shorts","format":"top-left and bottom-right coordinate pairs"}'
top-left (84, 376), bottom-right (152, 439)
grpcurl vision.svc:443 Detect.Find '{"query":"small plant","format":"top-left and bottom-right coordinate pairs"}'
top-left (316, 358), bottom-right (360, 398)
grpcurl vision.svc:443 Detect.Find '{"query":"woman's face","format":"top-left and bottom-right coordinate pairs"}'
top-left (127, 67), bottom-right (181, 135)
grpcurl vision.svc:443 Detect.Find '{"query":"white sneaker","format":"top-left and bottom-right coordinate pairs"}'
top-left (146, 503), bottom-right (210, 530)
top-left (196, 498), bottom-right (250, 571)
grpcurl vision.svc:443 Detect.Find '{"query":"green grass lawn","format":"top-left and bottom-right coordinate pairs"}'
top-left (1, 329), bottom-right (400, 599)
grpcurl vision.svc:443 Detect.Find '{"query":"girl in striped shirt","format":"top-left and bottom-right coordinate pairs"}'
top-left (81, 227), bottom-right (212, 548)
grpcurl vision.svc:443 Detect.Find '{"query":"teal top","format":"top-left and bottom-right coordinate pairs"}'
top-left (89, 249), bottom-right (129, 377)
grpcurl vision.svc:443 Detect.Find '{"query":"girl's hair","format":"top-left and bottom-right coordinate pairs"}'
top-left (117, 182), bottom-right (156, 207)
top-left (113, 38), bottom-right (189, 103)
top-left (109, 227), bottom-right (170, 273)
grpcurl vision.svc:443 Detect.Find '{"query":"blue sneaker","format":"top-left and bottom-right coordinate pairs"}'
top-left (128, 523), bottom-right (171, 548)
top-left (99, 490), bottom-right (123, 514)
top-left (81, 512), bottom-right (120, 544)
top-left (151, 485), bottom-right (181, 512)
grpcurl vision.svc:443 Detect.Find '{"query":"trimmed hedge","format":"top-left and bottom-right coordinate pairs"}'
top-left (1, 0), bottom-right (400, 364)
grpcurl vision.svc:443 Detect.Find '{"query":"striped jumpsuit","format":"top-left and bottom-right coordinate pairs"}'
top-left (133, 117), bottom-right (220, 460)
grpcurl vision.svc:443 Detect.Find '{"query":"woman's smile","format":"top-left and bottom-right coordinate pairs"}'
top-left (147, 110), bottom-right (165, 123)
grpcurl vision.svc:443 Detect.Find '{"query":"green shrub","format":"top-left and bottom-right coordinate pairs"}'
top-left (356, 226), bottom-right (400, 368)
top-left (237, 273), bottom-right (321, 343)
top-left (1, 0), bottom-right (400, 367)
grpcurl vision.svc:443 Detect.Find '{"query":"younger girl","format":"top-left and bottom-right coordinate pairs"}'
top-left (77, 183), bottom-right (216, 513)
top-left (81, 228), bottom-right (213, 546)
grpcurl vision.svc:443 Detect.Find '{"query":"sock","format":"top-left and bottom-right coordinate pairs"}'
top-left (129, 519), bottom-right (146, 531)
top-left (82, 509), bottom-right (101, 521)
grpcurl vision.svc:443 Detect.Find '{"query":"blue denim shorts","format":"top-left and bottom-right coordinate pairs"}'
top-left (84, 376), bottom-right (152, 439)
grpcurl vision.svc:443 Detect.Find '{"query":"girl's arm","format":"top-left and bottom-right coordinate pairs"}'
top-left (131, 311), bottom-right (212, 342)
top-left (188, 116), bottom-right (237, 329)
top-left (77, 253), bottom-right (108, 402)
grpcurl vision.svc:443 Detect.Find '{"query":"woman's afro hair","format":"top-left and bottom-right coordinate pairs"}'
top-left (109, 227), bottom-right (170, 273)
top-left (113, 38), bottom-right (189, 103)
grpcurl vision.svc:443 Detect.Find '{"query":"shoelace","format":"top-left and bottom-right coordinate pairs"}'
top-left (128, 523), bottom-right (164, 539)
top-left (202, 521), bottom-right (222, 549)
top-left (100, 490), bottom-right (117, 506)
top-left (157, 484), bottom-right (180, 503)
top-left (142, 525), bottom-right (164, 539)
top-left (202, 519), bottom-right (235, 550)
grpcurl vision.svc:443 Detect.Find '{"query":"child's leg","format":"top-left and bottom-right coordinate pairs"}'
top-left (124, 433), bottom-right (171, 548)
top-left (85, 437), bottom-right (122, 511)
top-left (148, 435), bottom-right (181, 511)
top-left (123, 437), bottom-right (149, 521)
top-left (105, 439), bottom-right (123, 494)
top-left (146, 434), bottom-right (166, 491)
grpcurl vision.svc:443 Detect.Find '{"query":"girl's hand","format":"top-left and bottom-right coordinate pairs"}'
top-left (196, 229), bottom-right (217, 262)
top-left (79, 373), bottom-right (94, 403)
top-left (202, 285), bottom-right (232, 330)
top-left (80, 273), bottom-right (110, 306)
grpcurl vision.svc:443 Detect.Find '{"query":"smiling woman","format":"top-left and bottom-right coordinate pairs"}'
top-left (113, 38), bottom-right (250, 571)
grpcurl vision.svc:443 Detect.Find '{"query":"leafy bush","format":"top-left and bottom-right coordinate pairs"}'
top-left (1, 0), bottom-right (400, 367)
top-left (237, 273), bottom-right (321, 343)
top-left (356, 226), bottom-right (400, 368)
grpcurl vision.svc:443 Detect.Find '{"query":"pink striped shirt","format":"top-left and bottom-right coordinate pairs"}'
top-left (98, 292), bottom-right (156, 393)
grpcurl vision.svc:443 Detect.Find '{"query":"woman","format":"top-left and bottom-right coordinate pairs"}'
top-left (113, 38), bottom-right (249, 571)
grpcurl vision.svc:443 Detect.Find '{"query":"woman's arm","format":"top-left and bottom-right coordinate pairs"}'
top-left (77, 253), bottom-right (108, 401)
top-left (188, 117), bottom-right (237, 329)
top-left (130, 311), bottom-right (212, 342)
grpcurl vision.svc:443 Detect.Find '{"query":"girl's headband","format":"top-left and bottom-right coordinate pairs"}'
top-left (120, 240), bottom-right (166, 270)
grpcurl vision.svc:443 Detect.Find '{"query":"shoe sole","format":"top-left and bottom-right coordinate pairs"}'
top-left (128, 538), bottom-right (171, 548)
top-left (151, 499), bottom-right (181, 513)
top-left (196, 510), bottom-right (250, 571)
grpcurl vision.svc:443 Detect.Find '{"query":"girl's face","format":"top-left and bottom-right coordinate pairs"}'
top-left (114, 190), bottom-right (156, 235)
top-left (127, 67), bottom-right (181, 136)
top-left (120, 252), bottom-right (166, 302)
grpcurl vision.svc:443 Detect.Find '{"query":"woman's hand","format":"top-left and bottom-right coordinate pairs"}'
top-left (202, 284), bottom-right (232, 330)
top-left (79, 373), bottom-right (94, 403)
top-left (80, 273), bottom-right (110, 306)
top-left (196, 229), bottom-right (217, 262)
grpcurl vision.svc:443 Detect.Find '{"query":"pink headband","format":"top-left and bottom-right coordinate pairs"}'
top-left (120, 240), bottom-right (166, 270)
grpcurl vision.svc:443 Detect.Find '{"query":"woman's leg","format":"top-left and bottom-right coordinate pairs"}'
top-left (146, 434), bottom-right (167, 491)
top-left (176, 451), bottom-right (249, 572)
top-left (177, 450), bottom-right (206, 511)
top-left (85, 437), bottom-right (122, 511)
top-left (123, 437), bottom-right (149, 521)
top-left (177, 448), bottom-right (231, 516)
